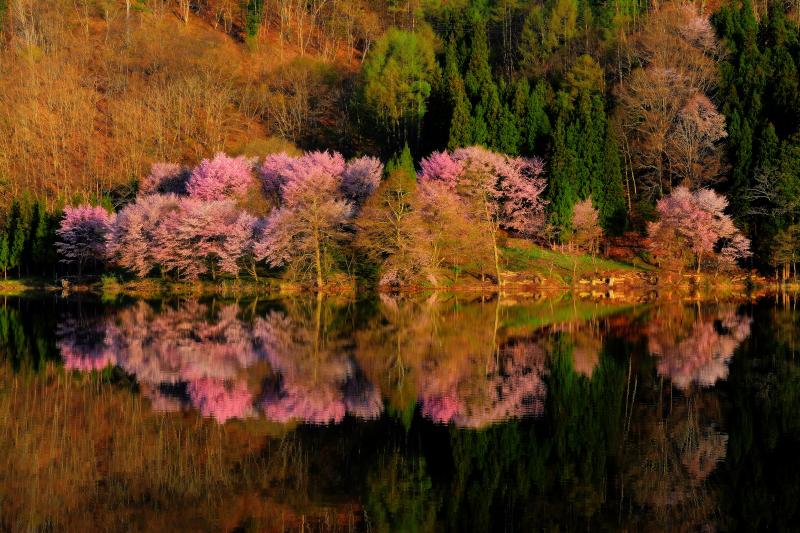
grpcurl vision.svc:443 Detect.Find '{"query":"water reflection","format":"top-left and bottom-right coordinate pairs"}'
top-left (53, 296), bottom-right (756, 427)
top-left (54, 295), bottom-right (558, 427)
top-left (2, 293), bottom-right (780, 531)
top-left (647, 304), bottom-right (752, 389)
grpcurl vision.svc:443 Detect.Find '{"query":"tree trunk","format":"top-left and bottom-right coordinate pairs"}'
top-left (492, 233), bottom-right (502, 287)
top-left (313, 226), bottom-right (323, 290)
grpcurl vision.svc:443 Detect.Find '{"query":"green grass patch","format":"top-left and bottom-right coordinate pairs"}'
top-left (502, 243), bottom-right (643, 284)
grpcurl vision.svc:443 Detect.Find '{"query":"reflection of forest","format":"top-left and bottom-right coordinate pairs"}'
top-left (0, 295), bottom-right (783, 532)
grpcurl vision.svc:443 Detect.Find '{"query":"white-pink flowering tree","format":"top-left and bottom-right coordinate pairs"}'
top-left (186, 152), bottom-right (256, 201)
top-left (341, 156), bottom-right (383, 205)
top-left (572, 198), bottom-right (603, 256)
top-left (259, 150), bottom-right (346, 199)
top-left (668, 94), bottom-right (728, 188)
top-left (109, 194), bottom-right (181, 277)
top-left (155, 198), bottom-right (259, 280)
top-left (256, 151), bottom-right (357, 289)
top-left (56, 205), bottom-right (115, 274)
top-left (256, 170), bottom-right (352, 288)
top-left (647, 187), bottom-right (751, 273)
top-left (418, 146), bottom-right (547, 283)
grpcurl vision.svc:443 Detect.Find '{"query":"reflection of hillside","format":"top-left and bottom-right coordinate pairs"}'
top-left (647, 305), bottom-right (751, 389)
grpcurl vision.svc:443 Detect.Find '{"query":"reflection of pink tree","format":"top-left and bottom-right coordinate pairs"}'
top-left (60, 301), bottom-right (265, 423)
top-left (648, 308), bottom-right (751, 389)
top-left (420, 339), bottom-right (547, 428)
top-left (110, 302), bottom-right (261, 384)
top-left (262, 380), bottom-right (347, 424)
top-left (188, 377), bottom-right (254, 423)
top-left (254, 308), bottom-right (383, 424)
top-left (57, 318), bottom-right (116, 371)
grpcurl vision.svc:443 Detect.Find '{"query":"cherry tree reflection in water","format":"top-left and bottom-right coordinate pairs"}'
top-left (647, 305), bottom-right (752, 389)
top-left (420, 339), bottom-right (547, 427)
top-left (57, 299), bottom-right (382, 424)
top-left (622, 303), bottom-right (752, 529)
top-left (352, 294), bottom-right (549, 428)
top-left (254, 306), bottom-right (383, 424)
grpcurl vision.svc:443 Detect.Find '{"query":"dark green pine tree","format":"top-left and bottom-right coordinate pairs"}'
top-left (464, 17), bottom-right (493, 101)
top-left (525, 80), bottom-right (552, 155)
top-left (30, 201), bottom-right (58, 277)
top-left (548, 111), bottom-right (579, 241)
top-left (10, 199), bottom-right (33, 278)
top-left (762, 4), bottom-right (800, 139)
top-left (448, 82), bottom-right (473, 149)
top-left (0, 216), bottom-right (10, 280)
top-left (495, 102), bottom-right (521, 155)
top-left (445, 36), bottom-right (473, 149)
top-left (464, 17), bottom-right (500, 147)
top-left (598, 126), bottom-right (627, 234)
top-left (714, 0), bottom-right (767, 222)
top-left (471, 103), bottom-right (490, 146)
top-left (512, 78), bottom-right (530, 124)
top-left (4, 201), bottom-right (22, 278)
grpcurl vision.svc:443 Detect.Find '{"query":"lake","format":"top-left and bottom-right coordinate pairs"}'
top-left (0, 292), bottom-right (796, 531)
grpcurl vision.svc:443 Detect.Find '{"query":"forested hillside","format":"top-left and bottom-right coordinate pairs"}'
top-left (1, 0), bottom-right (799, 285)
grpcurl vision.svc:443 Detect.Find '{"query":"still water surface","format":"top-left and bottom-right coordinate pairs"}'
top-left (0, 293), bottom-right (796, 531)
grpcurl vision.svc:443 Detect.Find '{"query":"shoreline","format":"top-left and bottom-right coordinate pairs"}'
top-left (0, 271), bottom-right (779, 303)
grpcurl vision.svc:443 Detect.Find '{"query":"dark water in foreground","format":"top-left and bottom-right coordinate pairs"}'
top-left (0, 293), bottom-right (798, 531)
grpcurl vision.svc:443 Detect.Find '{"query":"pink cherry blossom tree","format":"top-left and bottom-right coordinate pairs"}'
top-left (56, 205), bottom-right (115, 274)
top-left (647, 187), bottom-right (751, 273)
top-left (256, 160), bottom-right (353, 289)
top-left (418, 151), bottom-right (463, 189)
top-left (341, 156), bottom-right (383, 205)
top-left (186, 152), bottom-right (256, 201)
top-left (109, 194), bottom-right (181, 277)
top-left (418, 146), bottom-right (547, 283)
top-left (155, 198), bottom-right (259, 280)
top-left (259, 150), bottom-right (346, 200)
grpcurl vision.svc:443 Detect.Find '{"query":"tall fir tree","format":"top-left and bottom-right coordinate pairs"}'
top-left (445, 36), bottom-right (473, 149)
top-left (525, 80), bottom-right (552, 154)
top-left (548, 109), bottom-right (580, 241)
